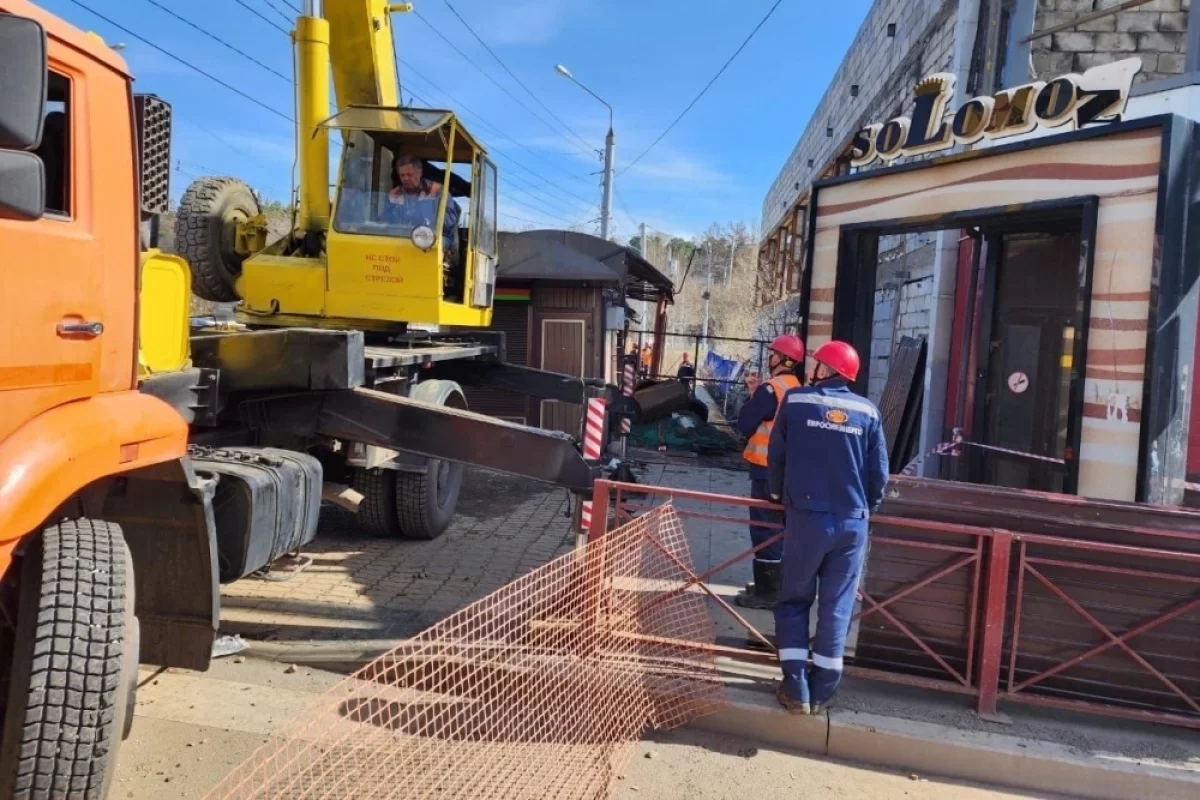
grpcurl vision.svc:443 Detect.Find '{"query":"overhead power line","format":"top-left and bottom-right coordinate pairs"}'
top-left (613, 187), bottom-right (640, 231)
top-left (438, 0), bottom-right (594, 153)
top-left (399, 85), bottom-right (581, 225)
top-left (621, 0), bottom-right (786, 176)
top-left (231, 0), bottom-right (290, 34)
top-left (411, 9), bottom-right (595, 160)
top-left (142, 0), bottom-right (291, 83)
top-left (398, 65), bottom-right (598, 212)
top-left (260, 0), bottom-right (296, 25)
top-left (65, 0), bottom-right (294, 122)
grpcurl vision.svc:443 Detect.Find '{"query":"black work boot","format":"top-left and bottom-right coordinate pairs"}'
top-left (735, 560), bottom-right (780, 610)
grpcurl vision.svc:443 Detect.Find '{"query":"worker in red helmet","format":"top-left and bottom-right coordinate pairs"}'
top-left (766, 340), bottom-right (889, 715)
top-left (734, 333), bottom-right (806, 610)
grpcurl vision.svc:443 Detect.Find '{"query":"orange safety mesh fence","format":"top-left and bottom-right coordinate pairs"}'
top-left (208, 502), bottom-right (725, 799)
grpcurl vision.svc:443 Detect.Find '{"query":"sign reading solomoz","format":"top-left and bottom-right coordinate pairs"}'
top-left (851, 58), bottom-right (1142, 168)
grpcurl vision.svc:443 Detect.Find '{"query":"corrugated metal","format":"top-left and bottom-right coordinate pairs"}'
top-left (859, 476), bottom-right (1200, 720)
top-left (464, 302), bottom-right (530, 423)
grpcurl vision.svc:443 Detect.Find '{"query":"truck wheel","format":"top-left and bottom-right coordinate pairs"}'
top-left (175, 176), bottom-right (260, 302)
top-left (0, 520), bottom-right (138, 800)
top-left (395, 458), bottom-right (464, 540)
top-left (353, 467), bottom-right (403, 538)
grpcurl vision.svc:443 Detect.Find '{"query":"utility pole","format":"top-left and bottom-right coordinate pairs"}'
top-left (638, 222), bottom-right (649, 327)
top-left (555, 64), bottom-right (614, 240)
top-left (602, 126), bottom-right (615, 241)
top-left (727, 237), bottom-right (737, 286)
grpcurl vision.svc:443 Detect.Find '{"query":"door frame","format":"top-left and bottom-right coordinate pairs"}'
top-left (833, 196), bottom-right (1099, 492)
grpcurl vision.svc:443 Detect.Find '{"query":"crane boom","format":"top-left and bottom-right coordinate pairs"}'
top-left (294, 0), bottom-right (410, 234)
top-left (325, 0), bottom-right (404, 109)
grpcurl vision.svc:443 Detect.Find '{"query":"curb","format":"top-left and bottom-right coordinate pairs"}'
top-left (691, 686), bottom-right (1200, 800)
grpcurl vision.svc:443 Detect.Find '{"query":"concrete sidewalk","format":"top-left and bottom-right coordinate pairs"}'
top-left (168, 453), bottom-right (1199, 799)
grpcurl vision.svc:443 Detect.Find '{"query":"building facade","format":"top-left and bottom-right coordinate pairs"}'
top-left (757, 0), bottom-right (1200, 503)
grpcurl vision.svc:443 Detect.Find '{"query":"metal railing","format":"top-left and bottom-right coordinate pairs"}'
top-left (586, 479), bottom-right (1200, 729)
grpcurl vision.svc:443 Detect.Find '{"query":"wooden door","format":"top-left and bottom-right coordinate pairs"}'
top-left (538, 317), bottom-right (586, 435)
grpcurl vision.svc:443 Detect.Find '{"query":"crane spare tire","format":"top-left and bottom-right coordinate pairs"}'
top-left (175, 176), bottom-right (261, 303)
top-left (352, 380), bottom-right (467, 540)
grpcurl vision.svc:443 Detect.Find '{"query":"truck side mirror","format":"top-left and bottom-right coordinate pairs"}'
top-left (0, 151), bottom-right (45, 220)
top-left (0, 14), bottom-right (48, 151)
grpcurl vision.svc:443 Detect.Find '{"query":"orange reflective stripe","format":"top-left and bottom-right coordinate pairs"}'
top-left (742, 375), bottom-right (801, 466)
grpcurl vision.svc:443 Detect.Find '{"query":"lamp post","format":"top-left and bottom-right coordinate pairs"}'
top-left (555, 64), bottom-right (614, 241)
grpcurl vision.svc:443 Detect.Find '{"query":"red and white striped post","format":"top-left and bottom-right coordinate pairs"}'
top-left (620, 360), bottom-right (635, 436)
top-left (619, 358), bottom-right (635, 458)
top-left (578, 397), bottom-right (607, 548)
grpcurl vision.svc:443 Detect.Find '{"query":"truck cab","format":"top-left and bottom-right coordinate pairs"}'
top-left (0, 3), bottom-right (212, 795)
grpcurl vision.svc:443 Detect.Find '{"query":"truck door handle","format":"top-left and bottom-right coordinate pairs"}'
top-left (57, 320), bottom-right (104, 338)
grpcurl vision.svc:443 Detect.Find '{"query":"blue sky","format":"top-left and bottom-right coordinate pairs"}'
top-left (43, 0), bottom-right (870, 240)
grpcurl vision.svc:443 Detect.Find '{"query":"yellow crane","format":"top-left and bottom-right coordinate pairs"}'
top-left (177, 0), bottom-right (498, 331)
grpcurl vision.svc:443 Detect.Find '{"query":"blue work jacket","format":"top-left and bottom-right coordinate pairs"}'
top-left (767, 380), bottom-right (889, 518)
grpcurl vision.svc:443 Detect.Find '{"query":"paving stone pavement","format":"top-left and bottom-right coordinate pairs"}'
top-left (217, 454), bottom-right (765, 644)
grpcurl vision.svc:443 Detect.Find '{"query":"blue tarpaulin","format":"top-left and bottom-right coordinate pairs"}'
top-left (701, 350), bottom-right (744, 398)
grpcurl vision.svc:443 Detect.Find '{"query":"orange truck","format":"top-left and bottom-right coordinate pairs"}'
top-left (0, 2), bottom-right (612, 795)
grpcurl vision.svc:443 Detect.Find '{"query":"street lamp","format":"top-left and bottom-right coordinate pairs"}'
top-left (555, 63), bottom-right (614, 241)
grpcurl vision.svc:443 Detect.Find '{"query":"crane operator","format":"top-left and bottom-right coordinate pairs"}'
top-left (385, 154), bottom-right (460, 256)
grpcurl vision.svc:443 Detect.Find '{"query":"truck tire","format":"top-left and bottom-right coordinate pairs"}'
top-left (395, 458), bottom-right (464, 540)
top-left (0, 520), bottom-right (138, 800)
top-left (175, 176), bottom-right (261, 302)
top-left (353, 467), bottom-right (403, 538)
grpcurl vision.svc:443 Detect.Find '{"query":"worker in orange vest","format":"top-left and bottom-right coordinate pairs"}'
top-left (734, 334), bottom-right (806, 609)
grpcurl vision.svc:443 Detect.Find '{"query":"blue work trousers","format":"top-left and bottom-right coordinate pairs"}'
top-left (748, 478), bottom-right (784, 563)
top-left (774, 509), bottom-right (869, 705)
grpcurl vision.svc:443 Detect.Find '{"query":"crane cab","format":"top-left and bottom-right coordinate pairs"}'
top-left (237, 106), bottom-right (498, 330)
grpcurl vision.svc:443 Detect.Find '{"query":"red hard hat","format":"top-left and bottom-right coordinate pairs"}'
top-left (812, 341), bottom-right (861, 382)
top-left (769, 334), bottom-right (806, 364)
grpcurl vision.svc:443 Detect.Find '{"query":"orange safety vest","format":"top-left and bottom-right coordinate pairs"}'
top-left (742, 374), bottom-right (801, 467)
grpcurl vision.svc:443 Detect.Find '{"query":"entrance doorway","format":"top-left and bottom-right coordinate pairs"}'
top-left (971, 229), bottom-right (1082, 493)
top-left (833, 199), bottom-right (1096, 495)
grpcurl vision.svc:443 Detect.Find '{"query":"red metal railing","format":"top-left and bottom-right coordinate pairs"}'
top-left (1003, 533), bottom-right (1200, 728)
top-left (587, 479), bottom-right (1200, 729)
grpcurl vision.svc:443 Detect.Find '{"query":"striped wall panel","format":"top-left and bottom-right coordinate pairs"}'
top-left (808, 128), bottom-right (1163, 501)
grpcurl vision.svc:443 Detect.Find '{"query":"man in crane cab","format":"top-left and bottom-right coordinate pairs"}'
top-left (386, 154), bottom-right (460, 258)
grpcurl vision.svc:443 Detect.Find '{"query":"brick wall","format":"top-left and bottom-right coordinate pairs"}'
top-left (1032, 0), bottom-right (1191, 84)
top-left (762, 0), bottom-right (960, 233)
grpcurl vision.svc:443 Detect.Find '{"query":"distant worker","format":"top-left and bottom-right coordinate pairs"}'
top-left (640, 344), bottom-right (653, 378)
top-left (677, 351), bottom-right (696, 394)
top-left (385, 154), bottom-right (460, 255)
top-left (767, 341), bottom-right (889, 715)
top-left (733, 334), bottom-right (806, 610)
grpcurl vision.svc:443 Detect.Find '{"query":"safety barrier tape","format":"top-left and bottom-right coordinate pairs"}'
top-left (900, 429), bottom-right (1067, 476)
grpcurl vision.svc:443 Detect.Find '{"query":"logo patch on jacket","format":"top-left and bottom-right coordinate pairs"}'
top-left (807, 406), bottom-right (864, 436)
